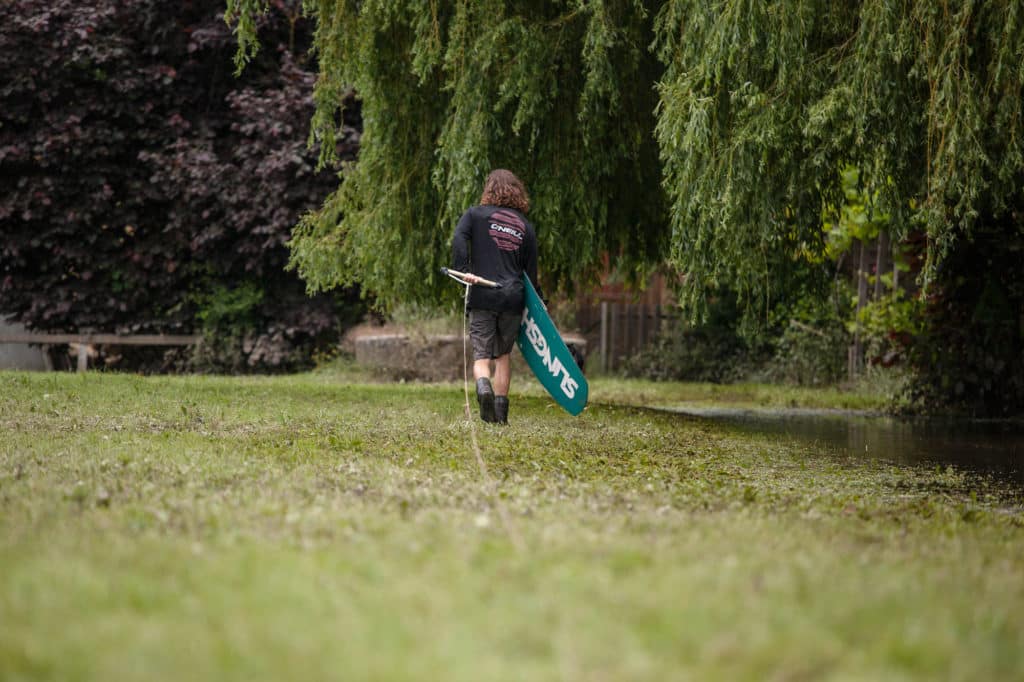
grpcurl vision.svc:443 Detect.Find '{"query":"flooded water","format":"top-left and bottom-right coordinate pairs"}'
top-left (666, 406), bottom-right (1024, 485)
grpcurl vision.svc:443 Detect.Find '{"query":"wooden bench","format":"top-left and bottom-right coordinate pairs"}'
top-left (0, 333), bottom-right (200, 372)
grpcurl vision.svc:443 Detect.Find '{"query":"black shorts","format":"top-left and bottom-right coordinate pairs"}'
top-left (469, 309), bottom-right (522, 360)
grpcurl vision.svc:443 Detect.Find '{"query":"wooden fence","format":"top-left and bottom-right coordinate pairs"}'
top-left (574, 301), bottom-right (675, 372)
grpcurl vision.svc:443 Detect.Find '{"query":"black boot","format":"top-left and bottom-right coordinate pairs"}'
top-left (476, 378), bottom-right (496, 423)
top-left (494, 396), bottom-right (509, 424)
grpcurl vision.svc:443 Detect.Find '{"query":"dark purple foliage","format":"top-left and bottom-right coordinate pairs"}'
top-left (0, 0), bottom-right (361, 371)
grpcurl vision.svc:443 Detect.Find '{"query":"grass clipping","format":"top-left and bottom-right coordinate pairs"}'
top-left (1, 370), bottom-right (1022, 680)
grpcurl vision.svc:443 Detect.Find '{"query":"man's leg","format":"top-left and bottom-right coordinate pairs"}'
top-left (491, 311), bottom-right (521, 425)
top-left (473, 358), bottom-right (492, 381)
top-left (492, 353), bottom-right (511, 395)
top-left (474, 358), bottom-right (497, 423)
top-left (492, 353), bottom-right (511, 424)
top-left (469, 311), bottom-right (498, 422)
top-left (474, 358), bottom-right (496, 422)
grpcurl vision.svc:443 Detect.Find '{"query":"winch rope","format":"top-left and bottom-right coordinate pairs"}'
top-left (454, 276), bottom-right (526, 554)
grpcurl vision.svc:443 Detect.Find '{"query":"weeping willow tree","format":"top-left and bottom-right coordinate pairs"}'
top-left (653, 0), bottom-right (1024, 411)
top-left (226, 0), bottom-right (1023, 307)
top-left (654, 0), bottom-right (1024, 313)
top-left (227, 0), bottom-right (666, 310)
top-left (228, 1), bottom-right (1024, 408)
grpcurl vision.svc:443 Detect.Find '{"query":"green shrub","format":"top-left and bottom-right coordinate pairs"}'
top-left (759, 320), bottom-right (849, 386)
top-left (622, 323), bottom-right (756, 383)
top-left (623, 292), bottom-right (766, 383)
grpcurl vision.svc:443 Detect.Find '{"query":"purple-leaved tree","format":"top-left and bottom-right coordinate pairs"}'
top-left (0, 0), bottom-right (362, 372)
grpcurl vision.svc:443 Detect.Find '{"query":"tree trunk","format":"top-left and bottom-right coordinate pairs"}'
top-left (850, 239), bottom-right (868, 379)
top-left (874, 230), bottom-right (889, 299)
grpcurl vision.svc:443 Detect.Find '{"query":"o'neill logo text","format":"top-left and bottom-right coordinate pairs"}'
top-left (489, 223), bottom-right (524, 240)
top-left (522, 309), bottom-right (579, 399)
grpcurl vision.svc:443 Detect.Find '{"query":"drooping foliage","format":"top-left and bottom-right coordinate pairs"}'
top-left (654, 0), bottom-right (1024, 311)
top-left (0, 0), bottom-right (361, 371)
top-left (228, 1), bottom-right (1024, 411)
top-left (656, 1), bottom-right (1024, 413)
top-left (228, 0), bottom-right (667, 310)
top-left (226, 1), bottom-right (1023, 304)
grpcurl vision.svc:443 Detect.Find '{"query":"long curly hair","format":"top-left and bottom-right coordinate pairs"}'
top-left (479, 169), bottom-right (530, 214)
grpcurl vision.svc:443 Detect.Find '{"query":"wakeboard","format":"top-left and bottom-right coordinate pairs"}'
top-left (517, 274), bottom-right (588, 416)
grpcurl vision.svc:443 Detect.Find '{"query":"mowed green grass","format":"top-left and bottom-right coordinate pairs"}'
top-left (1, 370), bottom-right (1021, 681)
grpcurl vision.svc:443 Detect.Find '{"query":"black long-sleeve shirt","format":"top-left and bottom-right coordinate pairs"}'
top-left (451, 204), bottom-right (540, 311)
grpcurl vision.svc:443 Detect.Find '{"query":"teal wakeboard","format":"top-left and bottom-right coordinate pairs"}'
top-left (517, 274), bottom-right (588, 415)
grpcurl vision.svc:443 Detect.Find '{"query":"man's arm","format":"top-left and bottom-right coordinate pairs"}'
top-left (451, 209), bottom-right (473, 272)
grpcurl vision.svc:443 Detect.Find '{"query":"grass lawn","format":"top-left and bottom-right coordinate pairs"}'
top-left (1, 369), bottom-right (1021, 681)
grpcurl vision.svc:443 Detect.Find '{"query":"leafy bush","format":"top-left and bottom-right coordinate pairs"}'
top-left (623, 324), bottom-right (757, 383)
top-left (855, 287), bottom-right (922, 368)
top-left (760, 323), bottom-right (848, 387)
top-left (759, 291), bottom-right (850, 387)
top-left (0, 0), bottom-right (362, 372)
top-left (623, 292), bottom-right (767, 383)
top-left (626, 282), bottom-right (852, 387)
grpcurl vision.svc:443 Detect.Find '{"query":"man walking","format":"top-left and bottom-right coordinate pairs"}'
top-left (451, 169), bottom-right (540, 424)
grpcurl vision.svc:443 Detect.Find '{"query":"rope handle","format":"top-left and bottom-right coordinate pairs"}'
top-left (441, 267), bottom-right (501, 289)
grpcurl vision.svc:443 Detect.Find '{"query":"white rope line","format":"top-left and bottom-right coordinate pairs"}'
top-left (445, 270), bottom-right (470, 287)
top-left (459, 282), bottom-right (526, 554)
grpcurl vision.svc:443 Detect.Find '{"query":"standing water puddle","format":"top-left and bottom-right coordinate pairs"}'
top-left (663, 406), bottom-right (1024, 485)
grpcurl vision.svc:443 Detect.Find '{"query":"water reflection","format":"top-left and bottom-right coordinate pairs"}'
top-left (666, 407), bottom-right (1024, 484)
